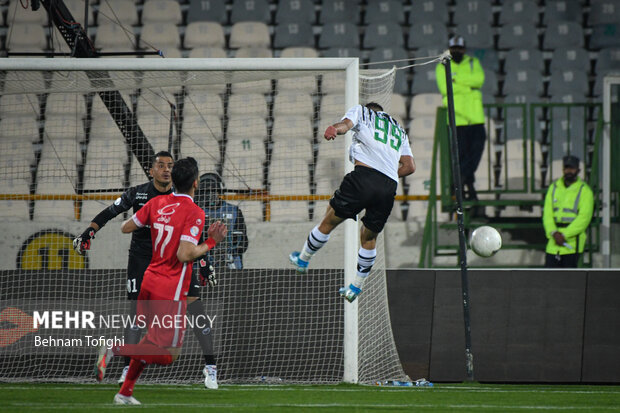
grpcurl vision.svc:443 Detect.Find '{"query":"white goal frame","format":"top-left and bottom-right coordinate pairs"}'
top-left (0, 57), bottom-right (363, 382)
top-left (602, 72), bottom-right (620, 267)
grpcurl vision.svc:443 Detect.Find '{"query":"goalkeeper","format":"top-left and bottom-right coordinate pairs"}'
top-left (289, 103), bottom-right (415, 302)
top-left (73, 151), bottom-right (220, 389)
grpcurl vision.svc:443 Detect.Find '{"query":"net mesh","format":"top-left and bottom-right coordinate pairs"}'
top-left (0, 60), bottom-right (407, 384)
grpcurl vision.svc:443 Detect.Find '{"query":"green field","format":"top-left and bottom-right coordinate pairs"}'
top-left (0, 382), bottom-right (619, 412)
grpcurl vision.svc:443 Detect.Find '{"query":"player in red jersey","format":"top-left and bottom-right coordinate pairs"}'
top-left (94, 157), bottom-right (227, 405)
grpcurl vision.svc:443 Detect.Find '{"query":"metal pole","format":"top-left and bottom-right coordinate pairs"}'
top-left (442, 54), bottom-right (475, 381)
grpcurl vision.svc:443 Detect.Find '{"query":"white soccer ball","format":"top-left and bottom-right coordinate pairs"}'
top-left (470, 226), bottom-right (502, 258)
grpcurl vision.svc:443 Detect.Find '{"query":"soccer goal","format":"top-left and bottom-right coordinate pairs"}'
top-left (0, 57), bottom-right (409, 385)
top-left (602, 72), bottom-right (620, 267)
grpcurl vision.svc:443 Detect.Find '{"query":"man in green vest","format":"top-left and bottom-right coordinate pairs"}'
top-left (436, 35), bottom-right (487, 210)
top-left (543, 155), bottom-right (594, 267)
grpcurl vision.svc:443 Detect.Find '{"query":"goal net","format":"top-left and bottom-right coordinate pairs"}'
top-left (0, 58), bottom-right (409, 384)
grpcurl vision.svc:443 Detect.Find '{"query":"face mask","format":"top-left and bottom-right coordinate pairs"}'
top-left (563, 171), bottom-right (577, 183)
top-left (451, 51), bottom-right (464, 63)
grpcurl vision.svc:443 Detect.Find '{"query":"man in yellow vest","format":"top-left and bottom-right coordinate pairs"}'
top-left (542, 155), bottom-right (594, 267)
top-left (436, 35), bottom-right (486, 209)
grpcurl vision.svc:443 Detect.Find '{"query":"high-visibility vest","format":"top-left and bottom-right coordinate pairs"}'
top-left (435, 55), bottom-right (486, 126)
top-left (542, 177), bottom-right (594, 255)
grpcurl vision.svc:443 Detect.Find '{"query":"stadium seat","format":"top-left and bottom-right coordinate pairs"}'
top-left (315, 157), bottom-right (344, 187)
top-left (502, 69), bottom-right (544, 97)
top-left (280, 47), bottom-right (319, 58)
top-left (226, 116), bottom-right (267, 143)
top-left (542, 21), bottom-right (584, 50)
top-left (95, 24), bottom-right (137, 50)
top-left (497, 23), bottom-right (540, 50)
top-left (498, 0), bottom-right (540, 26)
top-left (36, 156), bottom-right (78, 194)
top-left (364, 0), bottom-right (405, 25)
top-left (503, 48), bottom-right (545, 73)
top-left (409, 116), bottom-right (435, 141)
top-left (34, 200), bottom-right (77, 221)
top-left (44, 115), bottom-right (85, 142)
top-left (83, 158), bottom-right (125, 191)
top-left (234, 47), bottom-right (273, 59)
top-left (178, 137), bottom-right (220, 169)
top-left (276, 75), bottom-right (318, 95)
top-left (140, 23), bottom-right (180, 49)
top-left (409, 93), bottom-right (442, 118)
top-left (390, 93), bottom-right (407, 125)
top-left (589, 24), bottom-right (620, 49)
top-left (547, 70), bottom-right (590, 102)
top-left (136, 91), bottom-right (176, 118)
top-left (363, 22), bottom-right (404, 49)
top-left (455, 22), bottom-right (495, 49)
top-left (227, 94), bottom-right (268, 118)
top-left (273, 23), bottom-right (315, 49)
top-left (270, 138), bottom-right (313, 163)
top-left (96, 0), bottom-right (138, 26)
top-left (137, 114), bottom-right (173, 141)
top-left (407, 21), bottom-right (448, 50)
top-left (87, 114), bottom-right (126, 142)
top-left (319, 0), bottom-right (361, 24)
top-left (0, 116), bottom-right (41, 142)
top-left (367, 48), bottom-right (410, 95)
top-left (182, 114), bottom-right (223, 143)
top-left (5, 23), bottom-right (47, 51)
top-left (230, 0), bottom-right (271, 24)
top-left (188, 47), bottom-right (228, 59)
top-left (229, 22), bottom-right (271, 49)
top-left (186, 0), bottom-right (228, 25)
top-left (318, 22), bottom-right (359, 49)
top-left (272, 92), bottom-right (314, 119)
top-left (321, 47), bottom-right (362, 58)
top-left (222, 157), bottom-right (264, 189)
top-left (44, 93), bottom-right (87, 118)
top-left (588, 0), bottom-right (620, 26)
top-left (0, 137), bottom-right (35, 165)
top-left (64, 0), bottom-right (95, 26)
top-left (183, 92), bottom-right (224, 118)
top-left (275, 0), bottom-right (316, 24)
top-left (0, 200), bottom-right (30, 219)
top-left (410, 64), bottom-right (438, 95)
top-left (550, 48), bottom-right (590, 73)
top-left (502, 92), bottom-right (541, 104)
top-left (268, 158), bottom-right (311, 195)
top-left (141, 0), bottom-right (182, 25)
top-left (230, 74), bottom-right (272, 95)
top-left (595, 47), bottom-right (620, 74)
top-left (320, 72), bottom-right (346, 95)
top-left (452, 0), bottom-right (494, 26)
top-left (471, 48), bottom-right (500, 73)
top-left (408, 1), bottom-right (449, 25)
top-left (542, 0), bottom-right (582, 25)
top-left (184, 22), bottom-right (225, 49)
top-left (0, 94), bottom-right (40, 119)
top-left (271, 116), bottom-right (314, 143)
top-left (482, 70), bottom-right (499, 99)
top-left (6, 0), bottom-right (47, 24)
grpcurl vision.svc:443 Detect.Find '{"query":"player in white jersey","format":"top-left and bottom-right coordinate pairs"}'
top-left (289, 102), bottom-right (415, 302)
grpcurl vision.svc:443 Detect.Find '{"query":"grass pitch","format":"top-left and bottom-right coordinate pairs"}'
top-left (0, 382), bottom-right (619, 412)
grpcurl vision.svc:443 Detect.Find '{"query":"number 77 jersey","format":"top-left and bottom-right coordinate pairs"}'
top-left (343, 104), bottom-right (413, 183)
top-left (132, 193), bottom-right (205, 300)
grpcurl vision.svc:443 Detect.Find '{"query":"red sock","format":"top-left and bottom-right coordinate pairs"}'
top-left (112, 341), bottom-right (173, 365)
top-left (118, 358), bottom-right (145, 397)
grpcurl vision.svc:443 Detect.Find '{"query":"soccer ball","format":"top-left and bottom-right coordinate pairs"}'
top-left (470, 226), bottom-right (502, 258)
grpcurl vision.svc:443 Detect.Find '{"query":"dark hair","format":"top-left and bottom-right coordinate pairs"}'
top-left (366, 102), bottom-right (384, 112)
top-left (171, 157), bottom-right (199, 193)
top-left (152, 150), bottom-right (173, 166)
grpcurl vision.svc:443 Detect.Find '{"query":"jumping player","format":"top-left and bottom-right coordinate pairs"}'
top-left (94, 157), bottom-right (227, 405)
top-left (289, 102), bottom-right (415, 302)
top-left (74, 151), bottom-right (220, 389)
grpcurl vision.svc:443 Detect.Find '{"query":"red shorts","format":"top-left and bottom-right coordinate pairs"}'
top-left (137, 284), bottom-right (187, 349)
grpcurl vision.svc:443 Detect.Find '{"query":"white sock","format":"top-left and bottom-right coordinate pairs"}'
top-left (299, 225), bottom-right (330, 262)
top-left (352, 247), bottom-right (376, 290)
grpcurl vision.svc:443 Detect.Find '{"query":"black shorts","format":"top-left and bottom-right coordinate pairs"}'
top-left (329, 165), bottom-right (397, 233)
top-left (126, 254), bottom-right (150, 300)
top-left (188, 269), bottom-right (201, 298)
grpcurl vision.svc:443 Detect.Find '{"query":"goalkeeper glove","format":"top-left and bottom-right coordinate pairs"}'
top-left (73, 227), bottom-right (96, 255)
top-left (324, 125), bottom-right (337, 140)
top-left (198, 256), bottom-right (217, 287)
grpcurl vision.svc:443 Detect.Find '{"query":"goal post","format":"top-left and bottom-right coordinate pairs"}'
top-left (602, 72), bottom-right (620, 267)
top-left (0, 57), bottom-right (408, 385)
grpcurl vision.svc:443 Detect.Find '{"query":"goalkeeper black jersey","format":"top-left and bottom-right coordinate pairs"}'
top-left (92, 181), bottom-right (172, 257)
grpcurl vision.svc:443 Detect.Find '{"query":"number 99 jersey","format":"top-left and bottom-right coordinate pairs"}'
top-left (344, 104), bottom-right (413, 183)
